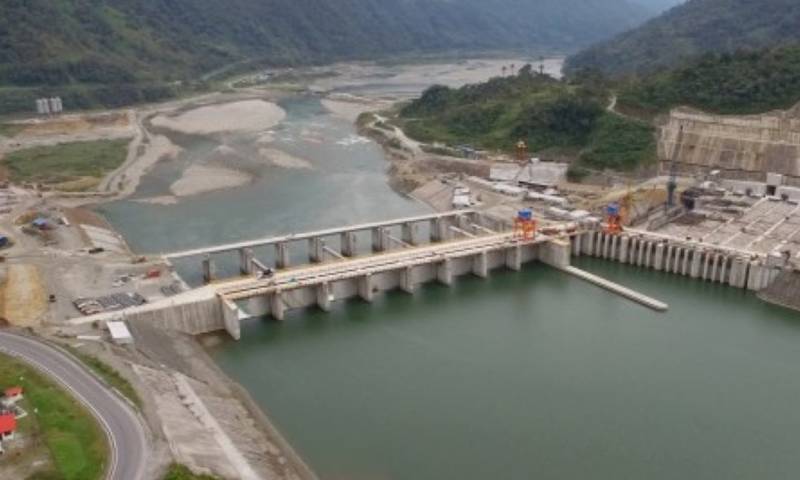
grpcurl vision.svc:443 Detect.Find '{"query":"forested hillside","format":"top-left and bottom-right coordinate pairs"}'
top-left (398, 67), bottom-right (656, 173)
top-left (0, 0), bottom-right (652, 114)
top-left (617, 46), bottom-right (800, 115)
top-left (565, 0), bottom-right (800, 76)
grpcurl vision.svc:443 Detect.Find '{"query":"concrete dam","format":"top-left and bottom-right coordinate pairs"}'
top-left (659, 105), bottom-right (800, 184)
top-left (72, 210), bottom-right (788, 339)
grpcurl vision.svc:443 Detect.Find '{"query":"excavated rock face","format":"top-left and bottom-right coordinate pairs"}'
top-left (658, 105), bottom-right (800, 183)
top-left (758, 269), bottom-right (800, 313)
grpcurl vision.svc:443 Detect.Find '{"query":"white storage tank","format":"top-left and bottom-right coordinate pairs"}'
top-left (38, 98), bottom-right (51, 115)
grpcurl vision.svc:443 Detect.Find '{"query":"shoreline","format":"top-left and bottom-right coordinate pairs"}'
top-left (188, 332), bottom-right (319, 480)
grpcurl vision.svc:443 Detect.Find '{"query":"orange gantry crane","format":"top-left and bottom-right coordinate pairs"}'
top-left (513, 209), bottom-right (537, 240)
top-left (604, 202), bottom-right (624, 235)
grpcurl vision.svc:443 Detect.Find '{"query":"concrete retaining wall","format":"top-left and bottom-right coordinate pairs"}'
top-left (573, 230), bottom-right (781, 291)
top-left (125, 296), bottom-right (226, 336)
top-left (659, 106), bottom-right (800, 181)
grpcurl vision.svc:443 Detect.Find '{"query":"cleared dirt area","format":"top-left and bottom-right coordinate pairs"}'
top-left (12, 112), bottom-right (130, 138)
top-left (2, 264), bottom-right (47, 327)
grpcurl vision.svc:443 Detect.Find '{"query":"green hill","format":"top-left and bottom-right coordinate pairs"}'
top-left (618, 45), bottom-right (800, 115)
top-left (565, 0), bottom-right (800, 76)
top-left (0, 0), bottom-right (653, 114)
top-left (398, 66), bottom-right (656, 173)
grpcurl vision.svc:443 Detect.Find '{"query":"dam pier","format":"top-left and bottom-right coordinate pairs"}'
top-left (71, 210), bottom-right (789, 339)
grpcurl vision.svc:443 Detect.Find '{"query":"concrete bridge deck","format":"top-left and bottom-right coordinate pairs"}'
top-left (217, 230), bottom-right (544, 301)
top-left (164, 209), bottom-right (476, 260)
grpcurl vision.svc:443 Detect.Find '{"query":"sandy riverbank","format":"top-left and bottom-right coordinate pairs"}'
top-left (118, 134), bottom-right (183, 196)
top-left (257, 148), bottom-right (313, 169)
top-left (152, 99), bottom-right (286, 135)
top-left (321, 94), bottom-right (393, 122)
top-left (132, 195), bottom-right (180, 206)
top-left (170, 164), bottom-right (253, 197)
top-left (163, 144), bottom-right (313, 199)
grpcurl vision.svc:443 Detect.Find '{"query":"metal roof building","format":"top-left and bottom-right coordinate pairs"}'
top-left (490, 159), bottom-right (568, 187)
top-left (107, 321), bottom-right (133, 345)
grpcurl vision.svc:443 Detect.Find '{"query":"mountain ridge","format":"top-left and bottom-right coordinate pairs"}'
top-left (565, 0), bottom-right (800, 76)
top-left (1, 0), bottom-right (651, 88)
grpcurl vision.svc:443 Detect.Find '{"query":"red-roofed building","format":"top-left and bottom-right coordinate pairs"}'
top-left (0, 413), bottom-right (16, 440)
top-left (1, 386), bottom-right (23, 407)
top-left (4, 386), bottom-right (22, 400)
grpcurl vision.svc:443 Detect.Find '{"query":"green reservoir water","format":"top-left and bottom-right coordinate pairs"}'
top-left (210, 257), bottom-right (800, 479)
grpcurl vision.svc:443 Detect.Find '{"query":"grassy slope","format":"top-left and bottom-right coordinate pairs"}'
top-left (62, 346), bottom-right (141, 408)
top-left (2, 139), bottom-right (128, 189)
top-left (0, 122), bottom-right (25, 138)
top-left (0, 352), bottom-right (107, 480)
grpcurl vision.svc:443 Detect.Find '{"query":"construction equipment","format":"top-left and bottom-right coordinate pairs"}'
top-left (513, 209), bottom-right (537, 240)
top-left (604, 202), bottom-right (624, 235)
top-left (667, 125), bottom-right (684, 210)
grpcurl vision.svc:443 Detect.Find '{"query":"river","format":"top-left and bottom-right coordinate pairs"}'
top-left (97, 57), bottom-right (800, 479)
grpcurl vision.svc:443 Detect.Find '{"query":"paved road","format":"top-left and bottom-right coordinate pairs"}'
top-left (0, 331), bottom-right (147, 480)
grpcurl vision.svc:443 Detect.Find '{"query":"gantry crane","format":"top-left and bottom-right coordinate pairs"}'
top-left (604, 202), bottom-right (624, 235)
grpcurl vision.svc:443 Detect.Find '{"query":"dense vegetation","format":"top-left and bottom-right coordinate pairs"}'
top-left (399, 67), bottom-right (656, 172)
top-left (0, 352), bottom-right (107, 480)
top-left (618, 46), bottom-right (800, 115)
top-left (2, 139), bottom-right (128, 190)
top-left (0, 0), bottom-right (653, 114)
top-left (566, 0), bottom-right (800, 76)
